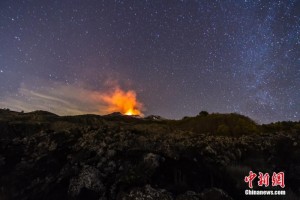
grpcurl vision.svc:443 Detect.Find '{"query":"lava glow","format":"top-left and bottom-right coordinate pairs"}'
top-left (100, 87), bottom-right (143, 116)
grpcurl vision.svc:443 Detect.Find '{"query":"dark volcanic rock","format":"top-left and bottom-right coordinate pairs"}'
top-left (0, 109), bottom-right (299, 199)
top-left (122, 185), bottom-right (173, 200)
top-left (68, 165), bottom-right (104, 199)
top-left (201, 188), bottom-right (233, 200)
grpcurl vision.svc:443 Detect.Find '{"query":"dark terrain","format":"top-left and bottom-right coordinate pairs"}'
top-left (0, 109), bottom-right (299, 199)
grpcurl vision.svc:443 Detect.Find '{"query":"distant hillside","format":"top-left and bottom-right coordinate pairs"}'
top-left (172, 113), bottom-right (259, 136)
top-left (0, 109), bottom-right (259, 137)
top-left (1, 109), bottom-right (299, 137)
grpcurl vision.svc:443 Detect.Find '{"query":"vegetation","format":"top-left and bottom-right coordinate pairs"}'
top-left (1, 108), bottom-right (299, 137)
top-left (0, 108), bottom-right (299, 199)
top-left (261, 121), bottom-right (300, 133)
top-left (173, 113), bottom-right (259, 136)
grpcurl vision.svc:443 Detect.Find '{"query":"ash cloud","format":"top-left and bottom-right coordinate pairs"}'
top-left (0, 82), bottom-right (144, 116)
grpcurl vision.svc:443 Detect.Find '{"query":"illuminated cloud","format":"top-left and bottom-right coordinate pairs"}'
top-left (0, 82), bottom-right (144, 116)
top-left (93, 87), bottom-right (143, 116)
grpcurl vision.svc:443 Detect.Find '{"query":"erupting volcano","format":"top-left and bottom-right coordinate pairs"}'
top-left (100, 87), bottom-right (143, 116)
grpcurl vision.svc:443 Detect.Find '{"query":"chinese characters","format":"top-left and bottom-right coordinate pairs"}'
top-left (244, 171), bottom-right (285, 188)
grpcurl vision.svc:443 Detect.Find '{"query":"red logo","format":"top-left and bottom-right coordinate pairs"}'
top-left (244, 171), bottom-right (285, 188)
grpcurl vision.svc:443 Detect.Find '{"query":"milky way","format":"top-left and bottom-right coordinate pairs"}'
top-left (0, 0), bottom-right (299, 123)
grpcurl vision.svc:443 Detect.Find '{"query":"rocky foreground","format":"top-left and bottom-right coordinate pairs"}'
top-left (0, 110), bottom-right (299, 199)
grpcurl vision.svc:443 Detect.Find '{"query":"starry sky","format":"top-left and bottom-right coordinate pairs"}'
top-left (0, 0), bottom-right (299, 123)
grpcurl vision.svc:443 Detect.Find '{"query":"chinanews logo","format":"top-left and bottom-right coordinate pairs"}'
top-left (244, 171), bottom-right (286, 196)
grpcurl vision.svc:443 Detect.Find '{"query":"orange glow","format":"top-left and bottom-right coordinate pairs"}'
top-left (99, 87), bottom-right (143, 116)
top-left (125, 109), bottom-right (134, 115)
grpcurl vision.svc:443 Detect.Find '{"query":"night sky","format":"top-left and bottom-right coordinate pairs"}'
top-left (0, 0), bottom-right (299, 123)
